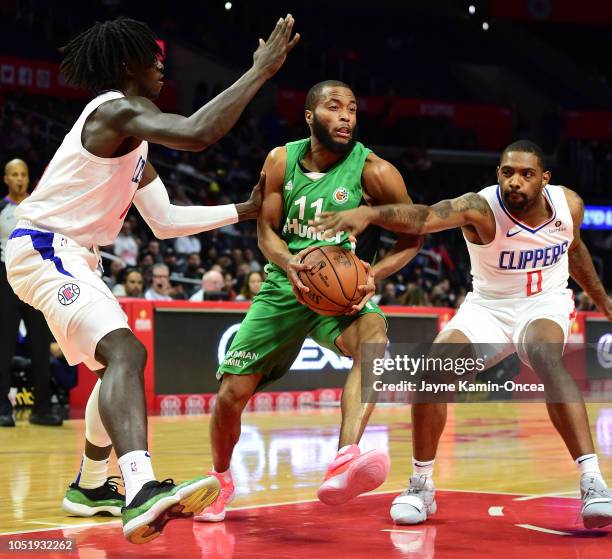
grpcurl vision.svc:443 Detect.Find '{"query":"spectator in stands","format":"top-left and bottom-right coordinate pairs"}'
top-left (402, 285), bottom-right (430, 306)
top-left (236, 271), bottom-right (263, 301)
top-left (223, 272), bottom-right (237, 301)
top-left (103, 259), bottom-right (125, 290)
top-left (178, 252), bottom-right (204, 297)
top-left (174, 233), bottom-right (201, 256)
top-left (113, 221), bottom-right (139, 266)
top-left (203, 246), bottom-right (218, 269)
top-left (113, 268), bottom-right (145, 298)
top-left (377, 282), bottom-right (401, 306)
top-left (189, 269), bottom-right (225, 301)
top-left (163, 247), bottom-right (179, 274)
top-left (430, 278), bottom-right (452, 307)
top-left (138, 251), bottom-right (155, 281)
top-left (234, 262), bottom-right (252, 291)
top-left (146, 239), bottom-right (163, 264)
top-left (145, 263), bottom-right (173, 301)
top-left (243, 248), bottom-right (262, 272)
top-left (181, 252), bottom-right (204, 281)
top-left (216, 249), bottom-right (233, 271)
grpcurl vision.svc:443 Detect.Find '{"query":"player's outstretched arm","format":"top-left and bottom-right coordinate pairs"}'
top-left (315, 192), bottom-right (493, 237)
top-left (111, 15), bottom-right (300, 151)
top-left (133, 162), bottom-right (263, 239)
top-left (565, 187), bottom-right (612, 320)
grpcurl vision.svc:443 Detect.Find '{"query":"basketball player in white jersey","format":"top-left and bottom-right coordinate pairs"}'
top-left (315, 140), bottom-right (612, 529)
top-left (4, 16), bottom-right (299, 544)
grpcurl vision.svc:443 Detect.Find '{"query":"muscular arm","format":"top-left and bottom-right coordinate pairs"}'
top-left (360, 155), bottom-right (423, 281)
top-left (316, 192), bottom-right (495, 241)
top-left (257, 147), bottom-right (293, 270)
top-left (105, 17), bottom-right (299, 152)
top-left (111, 71), bottom-right (267, 151)
top-left (373, 193), bottom-right (493, 235)
top-left (565, 187), bottom-right (610, 311)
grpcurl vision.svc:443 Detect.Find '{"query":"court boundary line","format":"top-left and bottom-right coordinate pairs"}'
top-left (0, 487), bottom-right (581, 537)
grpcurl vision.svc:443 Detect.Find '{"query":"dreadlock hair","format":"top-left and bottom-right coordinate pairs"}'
top-left (305, 80), bottom-right (352, 111)
top-left (59, 17), bottom-right (161, 92)
top-left (501, 139), bottom-right (546, 169)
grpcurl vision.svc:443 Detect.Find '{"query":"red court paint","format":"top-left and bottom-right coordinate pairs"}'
top-left (0, 490), bottom-right (609, 558)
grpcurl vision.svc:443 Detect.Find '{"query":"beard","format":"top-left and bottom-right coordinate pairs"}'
top-left (502, 189), bottom-right (540, 212)
top-left (311, 114), bottom-right (357, 155)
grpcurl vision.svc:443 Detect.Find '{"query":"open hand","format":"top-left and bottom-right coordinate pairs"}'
top-left (253, 14), bottom-right (300, 79)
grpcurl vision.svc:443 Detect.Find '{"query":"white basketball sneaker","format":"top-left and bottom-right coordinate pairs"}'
top-left (390, 475), bottom-right (436, 525)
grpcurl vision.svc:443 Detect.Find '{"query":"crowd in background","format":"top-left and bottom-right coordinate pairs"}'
top-left (2, 92), bottom-right (611, 311)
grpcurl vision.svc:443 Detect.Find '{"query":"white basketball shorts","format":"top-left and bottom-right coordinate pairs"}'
top-left (5, 221), bottom-right (130, 370)
top-left (441, 289), bottom-right (576, 367)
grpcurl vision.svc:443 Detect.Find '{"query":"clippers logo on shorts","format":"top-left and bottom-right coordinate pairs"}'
top-left (130, 461), bottom-right (137, 472)
top-left (332, 187), bottom-right (349, 205)
top-left (57, 283), bottom-right (80, 306)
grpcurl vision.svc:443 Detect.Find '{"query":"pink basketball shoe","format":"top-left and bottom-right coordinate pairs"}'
top-left (317, 444), bottom-right (390, 505)
top-left (194, 472), bottom-right (235, 522)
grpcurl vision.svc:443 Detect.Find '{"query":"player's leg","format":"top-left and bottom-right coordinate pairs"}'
top-left (390, 328), bottom-right (469, 525)
top-left (23, 304), bottom-right (62, 425)
top-left (62, 375), bottom-right (125, 517)
top-left (315, 309), bottom-right (390, 505)
top-left (336, 312), bottom-right (387, 446)
top-left (7, 233), bottom-right (219, 543)
top-left (196, 372), bottom-right (262, 522)
top-left (522, 318), bottom-right (612, 529)
top-left (210, 373), bottom-right (263, 473)
top-left (391, 292), bottom-right (515, 526)
top-left (94, 328), bottom-right (219, 542)
top-left (196, 269), bottom-right (310, 522)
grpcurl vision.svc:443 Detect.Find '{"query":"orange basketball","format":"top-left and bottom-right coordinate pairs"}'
top-left (298, 245), bottom-right (367, 316)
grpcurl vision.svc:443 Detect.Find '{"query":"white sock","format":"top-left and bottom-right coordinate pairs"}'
top-left (118, 450), bottom-right (155, 505)
top-left (213, 468), bottom-right (232, 483)
top-left (76, 454), bottom-right (109, 489)
top-left (576, 454), bottom-right (603, 479)
top-left (413, 457), bottom-right (435, 479)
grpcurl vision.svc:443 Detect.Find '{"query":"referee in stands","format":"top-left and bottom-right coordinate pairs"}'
top-left (0, 159), bottom-right (62, 426)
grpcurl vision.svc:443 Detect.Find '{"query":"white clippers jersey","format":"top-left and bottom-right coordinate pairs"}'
top-left (16, 91), bottom-right (148, 248)
top-left (465, 184), bottom-right (573, 299)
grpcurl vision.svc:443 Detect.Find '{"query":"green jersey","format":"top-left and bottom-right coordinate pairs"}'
top-left (280, 138), bottom-right (372, 255)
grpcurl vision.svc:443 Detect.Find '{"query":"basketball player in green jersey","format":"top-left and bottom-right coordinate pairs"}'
top-left (195, 80), bottom-right (422, 522)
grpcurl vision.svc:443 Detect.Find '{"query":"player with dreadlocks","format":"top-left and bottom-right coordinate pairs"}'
top-left (4, 16), bottom-right (299, 544)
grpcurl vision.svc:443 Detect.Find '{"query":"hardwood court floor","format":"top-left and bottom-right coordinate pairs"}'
top-left (1, 403), bottom-right (611, 558)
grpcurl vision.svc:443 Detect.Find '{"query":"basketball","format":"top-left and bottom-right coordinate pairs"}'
top-left (298, 245), bottom-right (367, 315)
